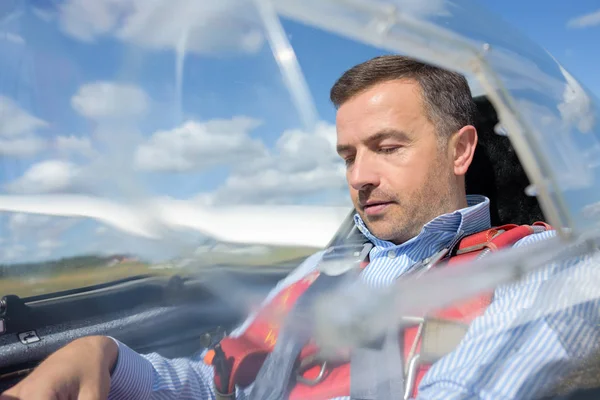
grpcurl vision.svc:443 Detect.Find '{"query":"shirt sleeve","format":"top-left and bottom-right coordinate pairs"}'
top-left (416, 230), bottom-right (600, 400)
top-left (107, 250), bottom-right (325, 400)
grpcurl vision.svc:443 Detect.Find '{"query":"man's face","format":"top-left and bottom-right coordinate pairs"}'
top-left (336, 79), bottom-right (461, 244)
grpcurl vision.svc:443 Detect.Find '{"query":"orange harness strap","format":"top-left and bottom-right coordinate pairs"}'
top-left (402, 223), bottom-right (549, 398)
top-left (210, 272), bottom-right (320, 394)
top-left (206, 222), bottom-right (552, 399)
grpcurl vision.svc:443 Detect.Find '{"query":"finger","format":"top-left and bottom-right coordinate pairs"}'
top-left (0, 386), bottom-right (20, 399)
top-left (79, 384), bottom-right (108, 400)
top-left (1, 388), bottom-right (59, 400)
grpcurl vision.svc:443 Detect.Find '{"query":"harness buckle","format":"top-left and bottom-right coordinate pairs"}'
top-left (295, 352), bottom-right (329, 386)
top-left (210, 343), bottom-right (235, 398)
top-left (295, 360), bottom-right (328, 386)
top-left (404, 354), bottom-right (421, 400)
top-left (294, 348), bottom-right (352, 386)
top-left (318, 242), bottom-right (373, 276)
top-left (215, 388), bottom-right (236, 400)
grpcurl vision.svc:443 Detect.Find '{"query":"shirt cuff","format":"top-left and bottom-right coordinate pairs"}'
top-left (107, 337), bottom-right (154, 400)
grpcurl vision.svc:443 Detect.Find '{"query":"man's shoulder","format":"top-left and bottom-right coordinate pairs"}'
top-left (492, 226), bottom-right (596, 298)
top-left (512, 226), bottom-right (558, 248)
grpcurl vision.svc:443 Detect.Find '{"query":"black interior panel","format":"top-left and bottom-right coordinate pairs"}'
top-left (0, 267), bottom-right (291, 391)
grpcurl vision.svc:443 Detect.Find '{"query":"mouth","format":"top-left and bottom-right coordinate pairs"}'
top-left (362, 201), bottom-right (393, 216)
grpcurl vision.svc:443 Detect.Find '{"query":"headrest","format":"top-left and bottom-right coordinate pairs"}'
top-left (466, 96), bottom-right (545, 226)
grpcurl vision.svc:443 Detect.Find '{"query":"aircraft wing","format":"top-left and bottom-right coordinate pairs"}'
top-left (0, 195), bottom-right (351, 249)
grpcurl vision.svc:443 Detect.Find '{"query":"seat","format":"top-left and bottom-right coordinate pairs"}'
top-left (466, 96), bottom-right (545, 226)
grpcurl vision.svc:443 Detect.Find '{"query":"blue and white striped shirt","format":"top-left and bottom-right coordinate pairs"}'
top-left (107, 195), bottom-right (600, 399)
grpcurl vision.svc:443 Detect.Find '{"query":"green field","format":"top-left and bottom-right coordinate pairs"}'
top-left (191, 246), bottom-right (318, 267)
top-left (0, 246), bottom-right (319, 298)
top-left (0, 263), bottom-right (169, 298)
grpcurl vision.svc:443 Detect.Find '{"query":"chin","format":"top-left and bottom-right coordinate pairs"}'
top-left (363, 222), bottom-right (395, 241)
top-left (366, 220), bottom-right (414, 244)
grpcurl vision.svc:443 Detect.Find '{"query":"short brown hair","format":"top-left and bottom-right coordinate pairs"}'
top-left (330, 55), bottom-right (477, 137)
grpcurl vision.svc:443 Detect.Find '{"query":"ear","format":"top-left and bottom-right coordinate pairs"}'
top-left (451, 125), bottom-right (477, 176)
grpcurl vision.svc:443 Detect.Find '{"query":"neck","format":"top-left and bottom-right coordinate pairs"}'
top-left (456, 193), bottom-right (468, 210)
top-left (453, 179), bottom-right (469, 210)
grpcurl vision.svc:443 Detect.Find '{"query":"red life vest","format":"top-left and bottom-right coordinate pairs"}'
top-left (204, 222), bottom-right (552, 399)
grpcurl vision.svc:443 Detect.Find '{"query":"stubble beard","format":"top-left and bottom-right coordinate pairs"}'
top-left (360, 160), bottom-right (457, 245)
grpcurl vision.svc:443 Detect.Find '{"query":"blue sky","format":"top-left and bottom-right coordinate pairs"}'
top-left (0, 0), bottom-right (598, 264)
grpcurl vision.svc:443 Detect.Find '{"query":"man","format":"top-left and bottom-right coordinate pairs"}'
top-left (2, 55), bottom-right (598, 400)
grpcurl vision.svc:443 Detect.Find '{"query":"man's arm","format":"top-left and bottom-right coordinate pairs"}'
top-left (0, 335), bottom-right (118, 400)
top-left (417, 230), bottom-right (600, 400)
top-left (106, 250), bottom-right (326, 400)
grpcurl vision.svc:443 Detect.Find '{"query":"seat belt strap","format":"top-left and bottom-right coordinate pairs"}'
top-left (350, 328), bottom-right (405, 400)
top-left (250, 270), bottom-right (362, 400)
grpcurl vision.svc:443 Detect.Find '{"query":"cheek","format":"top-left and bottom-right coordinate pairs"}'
top-left (385, 169), bottom-right (422, 198)
top-left (385, 149), bottom-right (434, 194)
top-left (348, 184), bottom-right (359, 202)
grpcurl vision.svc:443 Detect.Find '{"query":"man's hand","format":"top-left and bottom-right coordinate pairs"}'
top-left (0, 335), bottom-right (118, 400)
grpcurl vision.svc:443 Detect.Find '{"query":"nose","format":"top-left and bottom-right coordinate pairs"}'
top-left (347, 152), bottom-right (381, 191)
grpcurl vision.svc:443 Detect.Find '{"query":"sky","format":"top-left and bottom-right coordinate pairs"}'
top-left (481, 0), bottom-right (600, 99)
top-left (0, 0), bottom-right (598, 264)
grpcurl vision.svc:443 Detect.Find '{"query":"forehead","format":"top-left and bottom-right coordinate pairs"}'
top-left (335, 79), bottom-right (428, 140)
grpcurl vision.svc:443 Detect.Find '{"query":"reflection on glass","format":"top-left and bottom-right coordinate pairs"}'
top-left (0, 1), bottom-right (351, 297)
top-left (0, 0), bottom-right (596, 337)
top-left (0, 0), bottom-right (598, 397)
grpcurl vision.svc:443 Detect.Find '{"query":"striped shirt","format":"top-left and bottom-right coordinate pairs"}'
top-left (107, 195), bottom-right (600, 399)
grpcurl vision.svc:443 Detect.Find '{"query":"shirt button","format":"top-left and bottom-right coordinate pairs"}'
top-left (387, 250), bottom-right (397, 259)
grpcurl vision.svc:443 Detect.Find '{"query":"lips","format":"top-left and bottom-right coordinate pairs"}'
top-left (362, 201), bottom-right (393, 215)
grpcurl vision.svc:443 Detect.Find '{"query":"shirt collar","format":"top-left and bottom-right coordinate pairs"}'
top-left (353, 194), bottom-right (491, 251)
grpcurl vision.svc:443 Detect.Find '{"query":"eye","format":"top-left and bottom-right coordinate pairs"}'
top-left (378, 146), bottom-right (401, 154)
top-left (344, 157), bottom-right (355, 166)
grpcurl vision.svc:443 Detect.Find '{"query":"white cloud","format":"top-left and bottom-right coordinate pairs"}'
top-left (0, 96), bottom-right (48, 158)
top-left (0, 243), bottom-right (26, 262)
top-left (8, 213), bottom-right (51, 236)
top-left (273, 121), bottom-right (339, 172)
top-left (37, 238), bottom-right (64, 258)
top-left (71, 81), bottom-right (149, 120)
top-left (567, 9), bottom-right (600, 29)
top-left (198, 121), bottom-right (348, 205)
top-left (5, 160), bottom-right (79, 194)
top-left (58, 0), bottom-right (264, 55)
top-left (516, 99), bottom-right (593, 192)
top-left (38, 238), bottom-right (63, 251)
top-left (7, 213), bottom-right (79, 239)
top-left (1, 213), bottom-right (77, 261)
top-left (54, 135), bottom-right (96, 157)
top-left (0, 96), bottom-right (48, 137)
top-left (58, 0), bottom-right (126, 42)
top-left (135, 116), bottom-right (267, 172)
top-left (0, 136), bottom-right (46, 157)
top-left (205, 164), bottom-right (347, 205)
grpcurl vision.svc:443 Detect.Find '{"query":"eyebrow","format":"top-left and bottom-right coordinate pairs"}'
top-left (336, 129), bottom-right (411, 155)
